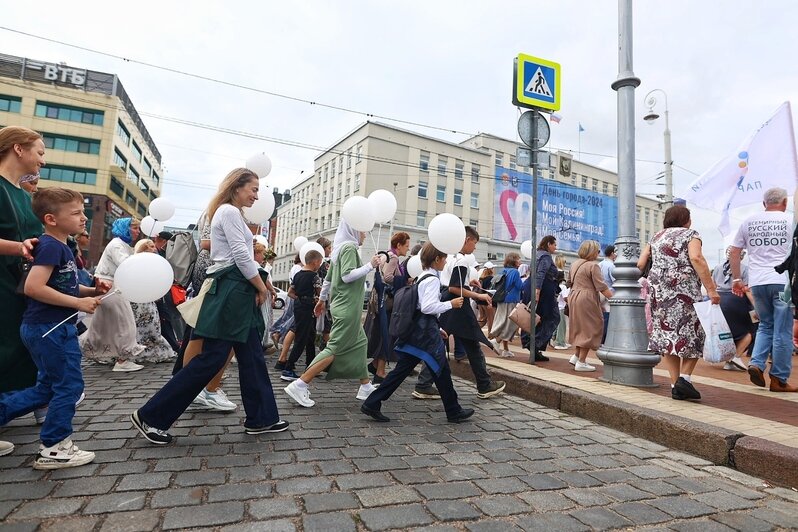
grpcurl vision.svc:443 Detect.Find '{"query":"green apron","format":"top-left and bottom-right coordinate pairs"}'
top-left (193, 265), bottom-right (264, 343)
top-left (0, 177), bottom-right (43, 393)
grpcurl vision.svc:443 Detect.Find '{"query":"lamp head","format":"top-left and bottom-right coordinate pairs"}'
top-left (643, 110), bottom-right (660, 124)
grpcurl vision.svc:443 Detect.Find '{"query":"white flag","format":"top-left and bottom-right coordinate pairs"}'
top-left (684, 102), bottom-right (798, 235)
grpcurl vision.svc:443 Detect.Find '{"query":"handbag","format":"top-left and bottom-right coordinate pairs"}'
top-left (693, 300), bottom-right (736, 363)
top-left (177, 277), bottom-right (213, 328)
top-left (170, 283), bottom-right (187, 306)
top-left (509, 301), bottom-right (533, 333)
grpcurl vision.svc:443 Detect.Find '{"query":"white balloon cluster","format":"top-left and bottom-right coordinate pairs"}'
top-left (341, 189), bottom-right (399, 232)
top-left (243, 153), bottom-right (276, 224)
top-left (140, 197), bottom-right (176, 238)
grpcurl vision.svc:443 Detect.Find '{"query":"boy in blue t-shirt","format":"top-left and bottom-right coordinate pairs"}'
top-left (0, 187), bottom-right (106, 469)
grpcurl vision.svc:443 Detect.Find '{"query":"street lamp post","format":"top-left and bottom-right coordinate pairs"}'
top-left (643, 89), bottom-right (673, 205)
top-left (596, 0), bottom-right (661, 387)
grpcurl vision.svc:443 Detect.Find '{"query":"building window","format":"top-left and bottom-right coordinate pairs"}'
top-left (645, 230), bottom-right (650, 243)
top-left (612, 184), bottom-right (618, 196)
top-left (143, 158), bottom-right (152, 177)
top-left (125, 191), bottom-right (137, 209)
top-left (592, 179), bottom-right (598, 192)
top-left (39, 164), bottom-right (97, 185)
top-left (131, 141), bottom-right (142, 162)
top-left (347, 150), bottom-right (352, 169)
top-left (417, 210), bottom-right (426, 227)
top-left (116, 120), bottom-right (130, 145)
top-left (470, 219), bottom-right (478, 229)
top-left (356, 144), bottom-right (363, 163)
top-left (337, 183), bottom-right (342, 199)
top-left (137, 203), bottom-right (147, 217)
top-left (354, 174), bottom-right (361, 191)
top-left (571, 175), bottom-right (576, 186)
top-left (581, 176), bottom-right (588, 189)
top-left (438, 156), bottom-right (447, 177)
top-left (419, 151), bottom-right (429, 172)
top-left (644, 208), bottom-right (650, 224)
top-left (495, 152), bottom-right (503, 167)
top-left (455, 160), bottom-right (464, 180)
top-left (602, 182), bottom-right (609, 195)
top-left (338, 155), bottom-right (343, 173)
top-left (113, 149), bottom-right (127, 170)
top-left (471, 164), bottom-right (480, 183)
top-left (149, 190), bottom-right (157, 201)
top-left (331, 160), bottom-right (336, 175)
top-left (345, 178), bottom-right (351, 197)
top-left (436, 184), bottom-right (446, 203)
top-left (510, 154), bottom-right (517, 170)
top-left (139, 179), bottom-right (150, 195)
top-left (418, 181), bottom-right (428, 199)
top-left (636, 207), bottom-right (641, 222)
top-left (471, 192), bottom-right (479, 209)
top-left (34, 101), bottom-right (103, 126)
top-left (0, 95), bottom-right (22, 113)
top-left (42, 133), bottom-right (100, 155)
top-left (127, 166), bottom-right (139, 186)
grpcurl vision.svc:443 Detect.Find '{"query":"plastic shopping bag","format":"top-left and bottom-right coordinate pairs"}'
top-left (693, 300), bottom-right (736, 363)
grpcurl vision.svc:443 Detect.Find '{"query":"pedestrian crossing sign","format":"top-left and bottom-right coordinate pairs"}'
top-left (513, 53), bottom-right (561, 111)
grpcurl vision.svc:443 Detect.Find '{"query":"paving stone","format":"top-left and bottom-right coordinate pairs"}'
top-left (0, 481), bottom-right (56, 501)
top-left (98, 461), bottom-right (148, 476)
top-left (303, 492), bottom-right (358, 513)
top-left (270, 463), bottom-right (315, 479)
top-left (466, 520), bottom-right (523, 531)
top-left (473, 477), bottom-right (528, 494)
top-left (442, 453), bottom-right (489, 465)
top-left (520, 474), bottom-right (568, 490)
top-left (162, 501), bottom-right (244, 529)
top-left (711, 511), bottom-right (777, 532)
top-left (433, 465), bottom-right (489, 482)
top-left (358, 503), bottom-right (433, 531)
top-left (151, 487), bottom-right (204, 508)
top-left (13, 498), bottom-right (84, 519)
top-left (83, 492), bottom-right (146, 514)
top-left (40, 516), bottom-right (100, 532)
top-left (275, 476), bottom-right (332, 495)
top-left (248, 497), bottom-right (301, 519)
top-left (221, 520), bottom-right (296, 532)
top-left (335, 472), bottom-right (393, 490)
top-left (390, 468), bottom-right (440, 485)
top-left (228, 466), bottom-right (270, 483)
top-left (515, 513), bottom-right (590, 531)
top-left (425, 500), bottom-right (481, 522)
top-left (470, 495), bottom-right (530, 517)
top-left (99, 509), bottom-right (162, 532)
top-left (353, 456), bottom-right (410, 472)
top-left (751, 507), bottom-right (797, 528)
top-left (302, 511), bottom-right (356, 532)
top-left (517, 491), bottom-right (575, 511)
top-left (318, 460), bottom-right (355, 475)
top-left (48, 463), bottom-right (101, 479)
top-left (668, 519), bottom-right (737, 532)
top-left (55, 475), bottom-right (117, 497)
top-left (153, 457), bottom-right (202, 471)
top-left (561, 488), bottom-right (612, 507)
top-left (665, 477), bottom-right (717, 494)
top-left (569, 507), bottom-right (631, 529)
top-left (173, 470), bottom-right (227, 487)
top-left (0, 522), bottom-right (38, 532)
top-left (648, 496), bottom-right (716, 518)
top-left (355, 485), bottom-right (421, 507)
top-left (116, 472), bottom-right (171, 491)
top-left (693, 490), bottom-right (758, 511)
top-left (630, 479), bottom-right (683, 496)
top-left (598, 483), bottom-right (651, 502)
top-left (207, 482), bottom-right (274, 502)
top-left (0, 501), bottom-right (20, 520)
top-left (611, 501), bottom-right (671, 525)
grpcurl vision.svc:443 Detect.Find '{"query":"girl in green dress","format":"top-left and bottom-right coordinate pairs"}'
top-left (284, 220), bottom-right (381, 407)
top-left (0, 127), bottom-right (46, 396)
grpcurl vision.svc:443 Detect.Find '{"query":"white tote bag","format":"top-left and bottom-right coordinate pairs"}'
top-left (693, 300), bottom-right (736, 363)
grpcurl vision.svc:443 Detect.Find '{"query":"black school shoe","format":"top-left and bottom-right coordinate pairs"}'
top-left (672, 377), bottom-right (701, 401)
top-left (130, 410), bottom-right (173, 445)
top-left (244, 420), bottom-right (290, 434)
top-left (535, 350), bottom-right (550, 362)
top-left (361, 404), bottom-right (390, 422)
top-left (274, 360), bottom-right (286, 371)
top-left (447, 408), bottom-right (475, 423)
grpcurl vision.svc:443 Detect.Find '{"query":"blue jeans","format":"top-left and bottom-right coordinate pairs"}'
top-left (0, 323), bottom-right (84, 447)
top-left (750, 284), bottom-right (793, 383)
top-left (139, 327), bottom-right (280, 430)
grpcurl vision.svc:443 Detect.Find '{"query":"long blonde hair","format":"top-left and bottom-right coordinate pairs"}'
top-left (207, 168), bottom-right (259, 222)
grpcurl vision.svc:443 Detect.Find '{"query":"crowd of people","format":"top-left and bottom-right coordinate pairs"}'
top-left (1, 124), bottom-right (797, 472)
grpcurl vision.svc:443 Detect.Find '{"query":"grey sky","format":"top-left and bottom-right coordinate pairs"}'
top-left (3, 0), bottom-right (797, 263)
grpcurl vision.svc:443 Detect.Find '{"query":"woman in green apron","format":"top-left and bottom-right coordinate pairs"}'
top-left (284, 220), bottom-right (381, 407)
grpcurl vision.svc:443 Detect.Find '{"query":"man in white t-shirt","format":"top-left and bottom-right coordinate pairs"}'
top-left (730, 187), bottom-right (797, 392)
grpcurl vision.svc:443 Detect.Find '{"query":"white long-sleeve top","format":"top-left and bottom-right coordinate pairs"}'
top-left (319, 262), bottom-right (374, 301)
top-left (207, 204), bottom-right (259, 280)
top-left (94, 237), bottom-right (133, 281)
top-left (418, 268), bottom-right (452, 317)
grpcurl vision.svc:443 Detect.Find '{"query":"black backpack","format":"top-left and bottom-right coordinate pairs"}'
top-left (491, 271), bottom-right (508, 303)
top-left (389, 274), bottom-right (434, 343)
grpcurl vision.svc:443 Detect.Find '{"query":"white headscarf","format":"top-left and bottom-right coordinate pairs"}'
top-left (330, 219), bottom-right (360, 263)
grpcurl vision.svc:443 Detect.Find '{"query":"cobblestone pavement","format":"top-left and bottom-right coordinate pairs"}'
top-left (1, 361), bottom-right (797, 531)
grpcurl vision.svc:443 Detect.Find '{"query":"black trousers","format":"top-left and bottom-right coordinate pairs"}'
top-left (365, 354), bottom-right (462, 418)
top-left (286, 308), bottom-right (315, 372)
top-left (418, 337), bottom-right (492, 392)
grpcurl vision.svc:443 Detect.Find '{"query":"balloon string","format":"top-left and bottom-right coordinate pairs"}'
top-left (369, 232), bottom-right (378, 255)
top-left (377, 224), bottom-right (382, 250)
top-left (41, 290), bottom-right (120, 338)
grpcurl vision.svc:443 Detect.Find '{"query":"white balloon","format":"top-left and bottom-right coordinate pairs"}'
top-left (243, 184), bottom-right (275, 224)
top-left (342, 196), bottom-right (376, 232)
top-left (520, 240), bottom-right (534, 259)
top-left (428, 213), bottom-right (465, 255)
top-left (140, 216), bottom-right (165, 238)
top-left (299, 241), bottom-right (325, 265)
top-left (462, 253), bottom-right (478, 268)
top-left (254, 235), bottom-right (268, 246)
top-left (148, 198), bottom-right (175, 221)
top-left (293, 236), bottom-right (308, 253)
top-left (245, 152), bottom-right (272, 178)
top-left (368, 189), bottom-right (397, 224)
top-left (407, 254), bottom-right (423, 278)
top-left (114, 253), bottom-right (174, 303)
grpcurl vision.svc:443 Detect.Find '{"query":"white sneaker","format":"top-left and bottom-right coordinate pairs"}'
top-left (490, 339), bottom-right (502, 355)
top-left (194, 388), bottom-right (237, 412)
top-left (0, 441), bottom-right (13, 457)
top-left (569, 355), bottom-right (578, 365)
top-left (574, 361), bottom-right (596, 372)
top-left (113, 360), bottom-right (144, 372)
top-left (356, 383), bottom-right (376, 400)
top-left (500, 350), bottom-right (515, 358)
top-left (34, 438), bottom-right (95, 470)
top-left (554, 345), bottom-right (569, 350)
top-left (284, 380), bottom-right (315, 407)
top-left (730, 356), bottom-right (747, 371)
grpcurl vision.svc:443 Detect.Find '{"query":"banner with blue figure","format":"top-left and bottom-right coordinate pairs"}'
top-left (493, 167), bottom-right (618, 253)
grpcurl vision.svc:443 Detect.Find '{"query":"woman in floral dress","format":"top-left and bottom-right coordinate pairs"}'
top-left (638, 205), bottom-right (719, 401)
top-left (130, 240), bottom-right (177, 363)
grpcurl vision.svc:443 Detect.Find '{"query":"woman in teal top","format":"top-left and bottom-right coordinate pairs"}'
top-left (284, 220), bottom-right (381, 408)
top-left (0, 127), bottom-right (46, 395)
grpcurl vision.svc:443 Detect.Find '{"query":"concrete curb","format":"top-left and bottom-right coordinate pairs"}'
top-left (451, 361), bottom-right (798, 489)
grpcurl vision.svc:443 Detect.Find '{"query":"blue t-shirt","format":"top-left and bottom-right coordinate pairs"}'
top-left (22, 234), bottom-right (80, 324)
